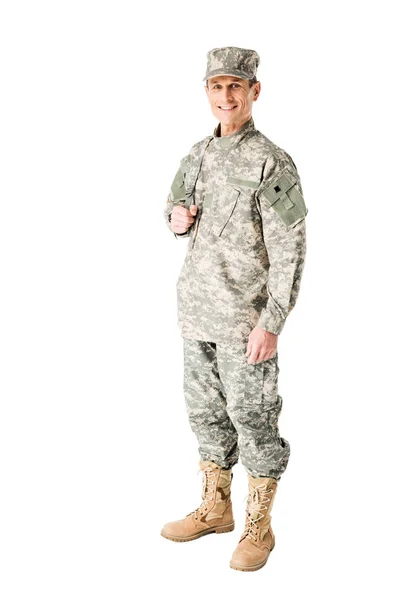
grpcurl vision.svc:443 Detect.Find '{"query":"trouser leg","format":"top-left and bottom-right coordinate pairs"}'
top-left (216, 343), bottom-right (290, 480)
top-left (183, 339), bottom-right (239, 470)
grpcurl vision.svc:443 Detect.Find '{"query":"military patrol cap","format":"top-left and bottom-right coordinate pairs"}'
top-left (203, 46), bottom-right (260, 82)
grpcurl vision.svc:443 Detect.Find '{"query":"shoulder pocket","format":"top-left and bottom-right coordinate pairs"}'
top-left (260, 168), bottom-right (308, 228)
top-left (170, 166), bottom-right (186, 202)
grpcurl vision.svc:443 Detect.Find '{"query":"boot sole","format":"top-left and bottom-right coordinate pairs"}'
top-left (229, 542), bottom-right (275, 572)
top-left (160, 522), bottom-right (235, 543)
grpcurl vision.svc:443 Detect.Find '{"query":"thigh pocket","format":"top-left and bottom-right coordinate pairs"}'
top-left (242, 354), bottom-right (279, 406)
top-left (243, 361), bottom-right (265, 406)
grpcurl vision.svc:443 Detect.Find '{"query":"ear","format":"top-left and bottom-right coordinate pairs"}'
top-left (204, 85), bottom-right (209, 97)
top-left (253, 81), bottom-right (261, 101)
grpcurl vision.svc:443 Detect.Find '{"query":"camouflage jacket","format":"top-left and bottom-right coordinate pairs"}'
top-left (164, 116), bottom-right (307, 344)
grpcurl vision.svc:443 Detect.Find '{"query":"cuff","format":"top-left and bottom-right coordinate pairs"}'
top-left (174, 231), bottom-right (191, 239)
top-left (256, 311), bottom-right (286, 336)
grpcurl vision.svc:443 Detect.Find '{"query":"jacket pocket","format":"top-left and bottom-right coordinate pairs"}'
top-left (210, 185), bottom-right (241, 237)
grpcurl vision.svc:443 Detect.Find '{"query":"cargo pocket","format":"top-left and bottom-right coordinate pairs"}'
top-left (260, 168), bottom-right (308, 228)
top-left (269, 393), bottom-right (283, 430)
top-left (210, 185), bottom-right (241, 237)
top-left (243, 360), bottom-right (265, 406)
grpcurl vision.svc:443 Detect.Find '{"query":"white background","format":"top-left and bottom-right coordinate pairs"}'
top-left (0, 1), bottom-right (399, 598)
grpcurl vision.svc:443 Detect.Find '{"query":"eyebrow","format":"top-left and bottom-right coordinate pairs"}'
top-left (210, 77), bottom-right (242, 83)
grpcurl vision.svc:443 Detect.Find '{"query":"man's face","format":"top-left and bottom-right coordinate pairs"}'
top-left (205, 75), bottom-right (260, 128)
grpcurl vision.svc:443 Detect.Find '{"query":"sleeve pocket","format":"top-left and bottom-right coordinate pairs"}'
top-left (170, 166), bottom-right (186, 202)
top-left (260, 168), bottom-right (308, 228)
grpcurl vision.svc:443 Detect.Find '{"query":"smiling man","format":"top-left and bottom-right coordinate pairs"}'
top-left (161, 47), bottom-right (308, 572)
top-left (207, 75), bottom-right (256, 132)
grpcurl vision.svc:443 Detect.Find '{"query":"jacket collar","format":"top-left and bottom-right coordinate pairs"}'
top-left (212, 116), bottom-right (256, 149)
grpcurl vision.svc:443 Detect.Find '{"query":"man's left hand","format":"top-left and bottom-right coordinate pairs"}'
top-left (246, 327), bottom-right (278, 364)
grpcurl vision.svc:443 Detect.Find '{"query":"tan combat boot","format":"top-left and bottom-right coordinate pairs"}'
top-left (161, 460), bottom-right (234, 542)
top-left (230, 475), bottom-right (278, 571)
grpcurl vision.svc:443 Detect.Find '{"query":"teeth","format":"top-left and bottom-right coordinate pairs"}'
top-left (219, 106), bottom-right (236, 110)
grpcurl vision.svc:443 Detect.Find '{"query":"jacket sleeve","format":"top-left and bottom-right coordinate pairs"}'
top-left (164, 157), bottom-right (193, 240)
top-left (254, 155), bottom-right (308, 335)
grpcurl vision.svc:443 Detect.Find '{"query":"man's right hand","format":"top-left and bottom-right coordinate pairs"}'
top-left (170, 204), bottom-right (198, 234)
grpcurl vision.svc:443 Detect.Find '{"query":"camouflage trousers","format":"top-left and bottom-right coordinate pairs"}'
top-left (183, 339), bottom-right (290, 480)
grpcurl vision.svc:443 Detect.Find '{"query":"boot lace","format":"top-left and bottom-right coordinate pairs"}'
top-left (186, 467), bottom-right (217, 520)
top-left (241, 483), bottom-right (273, 542)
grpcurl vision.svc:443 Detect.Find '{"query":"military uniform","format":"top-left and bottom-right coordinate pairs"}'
top-left (163, 48), bottom-right (307, 481)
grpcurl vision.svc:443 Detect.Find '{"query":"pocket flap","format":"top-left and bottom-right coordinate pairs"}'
top-left (261, 169), bottom-right (296, 207)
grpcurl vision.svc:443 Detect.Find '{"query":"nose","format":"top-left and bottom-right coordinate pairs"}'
top-left (219, 87), bottom-right (234, 104)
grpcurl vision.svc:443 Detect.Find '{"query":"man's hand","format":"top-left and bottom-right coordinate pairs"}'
top-left (171, 205), bottom-right (198, 234)
top-left (246, 326), bottom-right (278, 364)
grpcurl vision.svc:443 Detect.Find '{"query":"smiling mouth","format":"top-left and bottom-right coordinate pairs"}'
top-left (218, 105), bottom-right (237, 111)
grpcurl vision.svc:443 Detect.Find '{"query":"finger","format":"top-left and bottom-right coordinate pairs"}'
top-left (174, 205), bottom-right (192, 216)
top-left (173, 214), bottom-right (195, 227)
top-left (248, 346), bottom-right (260, 364)
top-left (259, 348), bottom-right (272, 361)
top-left (172, 206), bottom-right (195, 221)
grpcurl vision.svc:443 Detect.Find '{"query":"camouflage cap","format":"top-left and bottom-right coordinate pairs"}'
top-left (203, 46), bottom-right (260, 82)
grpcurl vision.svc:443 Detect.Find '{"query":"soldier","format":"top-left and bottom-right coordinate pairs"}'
top-left (161, 47), bottom-right (308, 572)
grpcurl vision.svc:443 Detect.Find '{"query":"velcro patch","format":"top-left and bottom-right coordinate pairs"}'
top-left (227, 175), bottom-right (260, 190)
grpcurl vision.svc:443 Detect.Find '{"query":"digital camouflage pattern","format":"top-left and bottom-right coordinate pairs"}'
top-left (202, 46), bottom-right (260, 82)
top-left (164, 116), bottom-right (308, 342)
top-left (183, 339), bottom-right (289, 479)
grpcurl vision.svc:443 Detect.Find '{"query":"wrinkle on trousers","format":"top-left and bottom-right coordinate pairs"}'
top-left (183, 339), bottom-right (290, 479)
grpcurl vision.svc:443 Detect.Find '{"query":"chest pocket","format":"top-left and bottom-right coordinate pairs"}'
top-left (210, 185), bottom-right (241, 237)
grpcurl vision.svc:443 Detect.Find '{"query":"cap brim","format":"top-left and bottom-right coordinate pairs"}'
top-left (203, 68), bottom-right (252, 82)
